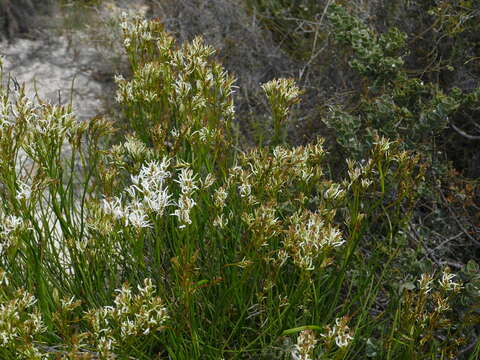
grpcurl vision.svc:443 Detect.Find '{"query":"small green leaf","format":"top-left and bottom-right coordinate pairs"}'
top-left (282, 325), bottom-right (323, 336)
top-left (466, 260), bottom-right (479, 274)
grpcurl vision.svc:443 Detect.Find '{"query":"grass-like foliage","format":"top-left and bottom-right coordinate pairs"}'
top-left (0, 10), bottom-right (479, 359)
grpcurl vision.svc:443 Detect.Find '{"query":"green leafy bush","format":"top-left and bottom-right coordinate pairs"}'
top-left (325, 4), bottom-right (480, 161)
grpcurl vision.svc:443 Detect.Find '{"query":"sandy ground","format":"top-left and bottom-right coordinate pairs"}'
top-left (0, 35), bottom-right (105, 121)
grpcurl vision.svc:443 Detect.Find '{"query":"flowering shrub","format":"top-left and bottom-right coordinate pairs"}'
top-left (0, 11), bottom-right (478, 359)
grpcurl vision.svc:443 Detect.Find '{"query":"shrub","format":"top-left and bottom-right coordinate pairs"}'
top-left (0, 11), bottom-right (479, 359)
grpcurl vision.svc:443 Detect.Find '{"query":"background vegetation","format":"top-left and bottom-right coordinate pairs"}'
top-left (0, 0), bottom-right (479, 358)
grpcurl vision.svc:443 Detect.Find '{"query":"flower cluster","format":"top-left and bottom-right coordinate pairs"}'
top-left (119, 10), bottom-right (158, 49)
top-left (130, 159), bottom-right (173, 215)
top-left (321, 316), bottom-right (354, 348)
top-left (0, 214), bottom-right (23, 238)
top-left (0, 212), bottom-right (24, 256)
top-left (5, 89), bottom-right (83, 151)
top-left (232, 140), bottom-right (326, 202)
top-left (102, 158), bottom-right (173, 229)
top-left (115, 15), bottom-right (235, 150)
top-left (395, 268), bottom-right (466, 348)
top-left (0, 88), bottom-right (14, 131)
top-left (283, 210), bottom-right (345, 271)
top-left (85, 278), bottom-right (168, 357)
top-left (172, 167), bottom-right (198, 228)
top-left (26, 104), bottom-right (79, 139)
top-left (418, 273), bottom-right (434, 294)
top-left (102, 158), bottom-right (203, 230)
top-left (102, 196), bottom-right (151, 229)
top-left (262, 78), bottom-right (301, 120)
top-left (122, 134), bottom-right (154, 161)
top-left (0, 271), bottom-right (46, 357)
top-left (293, 329), bottom-right (317, 360)
top-left (438, 267), bottom-right (463, 292)
top-left (15, 181), bottom-right (32, 202)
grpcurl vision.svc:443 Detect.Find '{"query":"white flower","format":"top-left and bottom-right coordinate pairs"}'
top-left (324, 227), bottom-right (345, 248)
top-left (172, 194), bottom-right (196, 228)
top-left (102, 159), bottom-right (176, 227)
top-left (114, 74), bottom-right (125, 83)
top-left (361, 179), bottom-right (372, 189)
top-left (324, 183), bottom-right (345, 201)
top-left (88, 278), bottom-right (168, 350)
top-left (335, 331), bottom-right (353, 348)
top-left (174, 78), bottom-right (192, 99)
top-left (277, 249), bottom-right (289, 267)
top-left (194, 127), bottom-right (214, 143)
top-left (435, 296), bottom-right (450, 313)
top-left (261, 78), bottom-right (301, 118)
top-left (132, 159), bottom-right (171, 192)
top-left (102, 196), bottom-right (125, 220)
top-left (0, 215), bottom-right (23, 236)
top-left (238, 183), bottom-right (251, 198)
top-left (123, 136), bottom-right (150, 159)
top-left (16, 181), bottom-right (32, 201)
top-left (262, 78), bottom-right (300, 104)
top-left (201, 174), bottom-right (216, 189)
top-left (125, 202), bottom-right (151, 229)
top-left (131, 159), bottom-right (173, 215)
top-left (25, 104), bottom-right (78, 138)
top-left (322, 316), bottom-right (353, 349)
top-left (213, 214), bottom-right (228, 229)
top-left (175, 167), bottom-right (198, 195)
top-left (144, 187), bottom-right (173, 215)
top-left (293, 329), bottom-right (317, 360)
top-left (214, 187), bottom-right (228, 208)
top-left (171, 128), bottom-right (180, 138)
top-left (439, 268), bottom-right (462, 292)
top-left (418, 273), bottom-right (433, 294)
